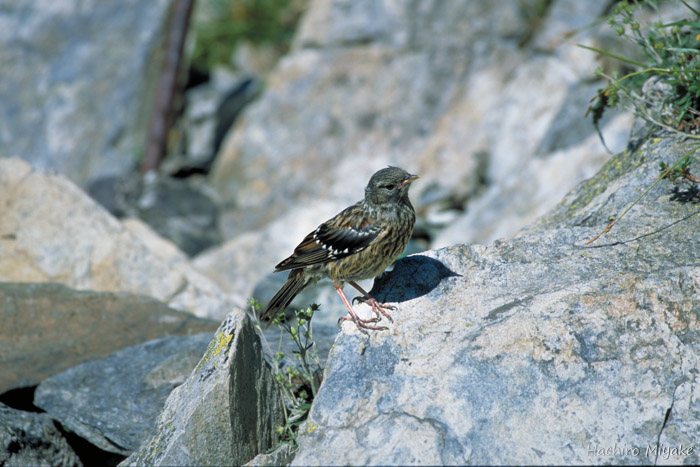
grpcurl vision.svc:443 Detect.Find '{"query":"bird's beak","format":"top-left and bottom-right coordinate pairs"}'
top-left (401, 174), bottom-right (419, 188)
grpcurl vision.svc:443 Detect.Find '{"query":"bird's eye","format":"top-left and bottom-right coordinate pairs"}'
top-left (383, 184), bottom-right (396, 191)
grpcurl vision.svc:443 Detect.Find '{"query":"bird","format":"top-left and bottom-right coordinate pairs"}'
top-left (260, 166), bottom-right (418, 335)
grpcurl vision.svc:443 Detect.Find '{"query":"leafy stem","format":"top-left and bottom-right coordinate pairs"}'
top-left (250, 298), bottom-right (322, 450)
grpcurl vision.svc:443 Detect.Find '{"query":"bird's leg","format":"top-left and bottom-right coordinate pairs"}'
top-left (334, 282), bottom-right (388, 335)
top-left (348, 281), bottom-right (395, 323)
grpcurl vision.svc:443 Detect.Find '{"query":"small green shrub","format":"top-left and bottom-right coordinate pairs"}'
top-left (582, 0), bottom-right (700, 138)
top-left (249, 298), bottom-right (322, 450)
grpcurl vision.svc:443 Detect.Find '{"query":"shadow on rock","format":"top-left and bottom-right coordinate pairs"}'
top-left (669, 184), bottom-right (699, 204)
top-left (368, 255), bottom-right (460, 304)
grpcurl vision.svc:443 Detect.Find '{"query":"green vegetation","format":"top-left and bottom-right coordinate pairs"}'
top-left (659, 156), bottom-right (700, 182)
top-left (579, 0), bottom-right (699, 243)
top-left (249, 298), bottom-right (322, 450)
top-left (190, 0), bottom-right (306, 71)
top-left (582, 0), bottom-right (700, 139)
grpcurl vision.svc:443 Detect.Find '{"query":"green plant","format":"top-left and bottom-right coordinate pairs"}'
top-left (249, 297), bottom-right (322, 450)
top-left (190, 0), bottom-right (305, 71)
top-left (659, 157), bottom-right (700, 182)
top-left (582, 0), bottom-right (700, 137)
top-left (580, 0), bottom-right (700, 243)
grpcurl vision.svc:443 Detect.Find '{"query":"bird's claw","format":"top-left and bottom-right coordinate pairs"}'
top-left (359, 298), bottom-right (395, 323)
top-left (339, 315), bottom-right (389, 335)
top-left (342, 315), bottom-right (380, 324)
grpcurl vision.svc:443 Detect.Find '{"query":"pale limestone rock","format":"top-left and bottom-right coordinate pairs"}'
top-left (0, 158), bottom-right (235, 319)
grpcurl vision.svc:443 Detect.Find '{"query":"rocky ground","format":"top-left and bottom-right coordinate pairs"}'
top-left (1, 0), bottom-right (698, 466)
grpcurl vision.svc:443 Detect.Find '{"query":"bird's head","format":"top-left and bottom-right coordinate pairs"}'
top-left (364, 166), bottom-right (419, 206)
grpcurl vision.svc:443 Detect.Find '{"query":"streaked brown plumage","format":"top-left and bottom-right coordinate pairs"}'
top-left (261, 166), bottom-right (418, 334)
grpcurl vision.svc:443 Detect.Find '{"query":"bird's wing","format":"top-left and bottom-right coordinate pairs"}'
top-left (274, 203), bottom-right (381, 271)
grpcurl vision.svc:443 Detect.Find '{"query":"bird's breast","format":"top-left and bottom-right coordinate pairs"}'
top-left (326, 225), bottom-right (411, 282)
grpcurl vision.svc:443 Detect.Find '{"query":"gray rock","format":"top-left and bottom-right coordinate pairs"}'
top-left (121, 310), bottom-right (284, 466)
top-left (532, 0), bottom-right (611, 53)
top-left (180, 82), bottom-right (222, 168)
top-left (291, 133), bottom-right (699, 465)
top-left (0, 282), bottom-right (218, 394)
top-left (34, 333), bottom-right (214, 455)
top-left (210, 0), bottom-right (625, 245)
top-left (90, 173), bottom-right (223, 257)
top-left (0, 157), bottom-right (237, 319)
top-left (210, 0), bottom-right (523, 235)
top-left (244, 444), bottom-right (294, 467)
top-left (0, 0), bottom-right (173, 187)
top-left (203, 0), bottom-right (638, 332)
top-left (0, 402), bottom-right (81, 467)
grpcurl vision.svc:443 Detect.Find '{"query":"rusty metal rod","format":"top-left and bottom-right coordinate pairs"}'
top-left (140, 0), bottom-right (196, 174)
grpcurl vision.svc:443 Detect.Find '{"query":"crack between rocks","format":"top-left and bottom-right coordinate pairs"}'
top-left (102, 433), bottom-right (130, 455)
top-left (654, 395), bottom-right (675, 466)
top-left (654, 352), bottom-right (682, 466)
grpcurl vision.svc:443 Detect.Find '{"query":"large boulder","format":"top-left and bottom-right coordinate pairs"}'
top-left (290, 133), bottom-right (699, 465)
top-left (0, 157), bottom-right (237, 318)
top-left (197, 0), bottom-right (635, 318)
top-left (209, 0), bottom-right (629, 241)
top-left (0, 282), bottom-right (218, 394)
top-left (34, 333), bottom-right (214, 455)
top-left (121, 310), bottom-right (283, 466)
top-left (0, 0), bottom-right (173, 187)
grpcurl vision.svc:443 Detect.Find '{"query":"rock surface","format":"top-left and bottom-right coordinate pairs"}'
top-left (197, 0), bottom-right (636, 316)
top-left (291, 134), bottom-right (699, 465)
top-left (121, 310), bottom-right (283, 466)
top-left (0, 402), bottom-right (81, 467)
top-left (209, 0), bottom-right (628, 242)
top-left (244, 444), bottom-right (295, 467)
top-left (0, 157), bottom-right (236, 318)
top-left (87, 171), bottom-right (226, 257)
top-left (3, 1), bottom-right (699, 465)
top-left (0, 282), bottom-right (218, 394)
top-left (34, 333), bottom-right (214, 455)
top-left (0, 0), bottom-right (173, 187)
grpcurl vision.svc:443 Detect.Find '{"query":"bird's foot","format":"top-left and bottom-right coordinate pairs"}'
top-left (353, 296), bottom-right (395, 323)
top-left (336, 283), bottom-right (389, 335)
top-left (339, 314), bottom-right (381, 324)
top-left (339, 314), bottom-right (388, 335)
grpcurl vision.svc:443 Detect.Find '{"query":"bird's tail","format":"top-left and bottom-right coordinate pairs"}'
top-left (260, 269), bottom-right (309, 326)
